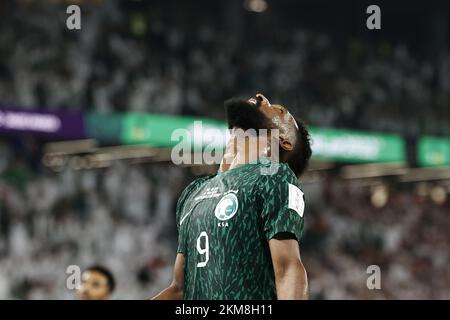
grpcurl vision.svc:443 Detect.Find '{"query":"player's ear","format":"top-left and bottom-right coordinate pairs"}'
top-left (279, 135), bottom-right (293, 151)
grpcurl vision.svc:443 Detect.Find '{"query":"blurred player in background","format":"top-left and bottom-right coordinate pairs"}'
top-left (152, 93), bottom-right (312, 300)
top-left (77, 266), bottom-right (115, 300)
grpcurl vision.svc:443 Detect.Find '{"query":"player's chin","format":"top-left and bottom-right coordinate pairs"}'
top-left (224, 98), bottom-right (256, 112)
top-left (225, 98), bottom-right (266, 130)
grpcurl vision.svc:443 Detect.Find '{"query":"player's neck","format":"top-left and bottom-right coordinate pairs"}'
top-left (218, 150), bottom-right (259, 173)
top-left (218, 134), bottom-right (268, 173)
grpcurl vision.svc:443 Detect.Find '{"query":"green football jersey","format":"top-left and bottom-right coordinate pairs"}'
top-left (176, 160), bottom-right (305, 300)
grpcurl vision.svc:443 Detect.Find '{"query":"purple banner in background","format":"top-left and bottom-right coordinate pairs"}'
top-left (0, 108), bottom-right (86, 140)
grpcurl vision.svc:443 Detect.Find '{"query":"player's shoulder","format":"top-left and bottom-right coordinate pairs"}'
top-left (257, 160), bottom-right (298, 182)
top-left (179, 175), bottom-right (212, 202)
top-left (176, 175), bottom-right (212, 225)
top-left (185, 175), bottom-right (212, 191)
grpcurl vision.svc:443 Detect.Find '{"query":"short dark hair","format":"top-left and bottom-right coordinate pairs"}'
top-left (85, 265), bottom-right (116, 293)
top-left (281, 117), bottom-right (312, 177)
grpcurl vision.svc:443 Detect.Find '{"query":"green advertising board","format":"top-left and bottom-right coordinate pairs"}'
top-left (309, 127), bottom-right (406, 163)
top-left (121, 113), bottom-right (228, 150)
top-left (418, 136), bottom-right (450, 167)
top-left (118, 113), bottom-right (407, 164)
top-left (15, 108), bottom-right (448, 166)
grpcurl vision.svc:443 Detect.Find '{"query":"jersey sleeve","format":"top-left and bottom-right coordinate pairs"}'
top-left (256, 163), bottom-right (305, 243)
top-left (175, 177), bottom-right (206, 254)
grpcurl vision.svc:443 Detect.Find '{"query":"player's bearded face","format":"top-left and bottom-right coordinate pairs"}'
top-left (224, 97), bottom-right (273, 131)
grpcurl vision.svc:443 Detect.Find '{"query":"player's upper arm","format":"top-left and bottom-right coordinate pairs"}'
top-left (151, 253), bottom-right (185, 300)
top-left (269, 237), bottom-right (308, 299)
top-left (171, 253), bottom-right (185, 292)
top-left (269, 235), bottom-right (302, 270)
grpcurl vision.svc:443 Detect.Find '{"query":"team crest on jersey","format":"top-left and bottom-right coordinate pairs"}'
top-left (214, 192), bottom-right (239, 221)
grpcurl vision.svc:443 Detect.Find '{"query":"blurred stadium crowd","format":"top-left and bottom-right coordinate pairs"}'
top-left (305, 180), bottom-right (449, 299)
top-left (0, 0), bottom-right (449, 135)
top-left (0, 0), bottom-right (449, 299)
top-left (1, 145), bottom-right (448, 299)
top-left (0, 156), bottom-right (182, 299)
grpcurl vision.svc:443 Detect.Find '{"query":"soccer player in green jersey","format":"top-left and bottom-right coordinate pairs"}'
top-left (153, 93), bottom-right (312, 300)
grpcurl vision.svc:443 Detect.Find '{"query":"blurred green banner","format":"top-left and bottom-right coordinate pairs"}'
top-left (121, 113), bottom-right (228, 149)
top-left (417, 136), bottom-right (450, 167)
top-left (106, 113), bottom-right (406, 164)
top-left (309, 127), bottom-right (406, 163)
top-left (6, 109), bottom-right (446, 166)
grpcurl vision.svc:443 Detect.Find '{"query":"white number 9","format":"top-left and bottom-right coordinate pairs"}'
top-left (196, 231), bottom-right (209, 268)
